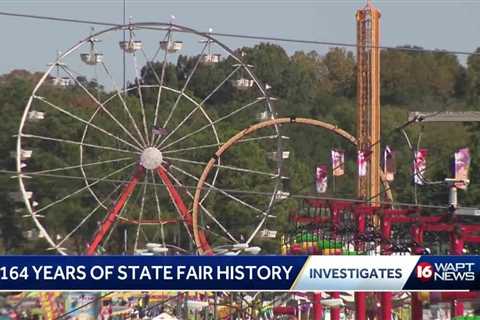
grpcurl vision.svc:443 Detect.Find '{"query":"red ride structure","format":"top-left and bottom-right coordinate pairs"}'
top-left (281, 197), bottom-right (480, 319)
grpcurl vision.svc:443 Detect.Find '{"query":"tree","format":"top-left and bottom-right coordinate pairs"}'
top-left (322, 48), bottom-right (355, 97)
top-left (466, 47), bottom-right (480, 108)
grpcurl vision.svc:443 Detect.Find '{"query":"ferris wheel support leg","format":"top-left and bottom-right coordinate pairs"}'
top-left (86, 166), bottom-right (145, 255)
top-left (156, 166), bottom-right (213, 254)
top-left (157, 166), bottom-right (192, 225)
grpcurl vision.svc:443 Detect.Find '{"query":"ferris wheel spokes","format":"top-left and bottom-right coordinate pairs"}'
top-left (149, 170), bottom-right (167, 247)
top-left (157, 42), bottom-right (210, 143)
top-left (155, 65), bottom-right (242, 148)
top-left (159, 97), bottom-right (266, 151)
top-left (200, 66), bottom-right (241, 105)
top-left (161, 134), bottom-right (285, 156)
top-left (60, 65), bottom-right (145, 148)
top-left (162, 167), bottom-right (239, 244)
top-left (163, 156), bottom-right (280, 178)
top-left (28, 157), bottom-right (133, 176)
top-left (169, 164), bottom-right (270, 218)
top-left (152, 32), bottom-right (172, 132)
top-left (35, 161), bottom-right (137, 216)
top-left (131, 50), bottom-right (152, 147)
top-left (133, 175), bottom-right (149, 252)
top-left (20, 133), bottom-right (139, 155)
top-left (100, 61), bottom-right (149, 147)
top-left (54, 183), bottom-right (124, 252)
top-left (34, 96), bottom-right (142, 152)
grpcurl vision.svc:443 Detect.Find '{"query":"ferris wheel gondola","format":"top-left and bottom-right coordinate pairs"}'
top-left (158, 16), bottom-right (184, 54)
top-left (231, 52), bottom-right (254, 90)
top-left (119, 21), bottom-right (144, 54)
top-left (80, 28), bottom-right (104, 65)
top-left (160, 39), bottom-right (183, 53)
top-left (199, 28), bottom-right (222, 65)
top-left (50, 51), bottom-right (74, 87)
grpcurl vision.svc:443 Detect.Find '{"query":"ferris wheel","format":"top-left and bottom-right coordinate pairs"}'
top-left (15, 21), bottom-right (284, 255)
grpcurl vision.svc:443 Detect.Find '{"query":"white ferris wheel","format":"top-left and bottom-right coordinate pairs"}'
top-left (15, 21), bottom-right (287, 255)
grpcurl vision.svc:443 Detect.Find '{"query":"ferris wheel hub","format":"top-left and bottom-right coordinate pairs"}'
top-left (140, 147), bottom-right (163, 170)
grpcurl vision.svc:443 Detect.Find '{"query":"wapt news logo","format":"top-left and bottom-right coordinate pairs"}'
top-left (415, 261), bottom-right (475, 282)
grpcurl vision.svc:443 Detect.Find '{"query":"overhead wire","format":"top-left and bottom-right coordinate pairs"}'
top-left (0, 11), bottom-right (479, 56)
top-left (54, 291), bottom-right (114, 320)
top-left (0, 169), bottom-right (468, 210)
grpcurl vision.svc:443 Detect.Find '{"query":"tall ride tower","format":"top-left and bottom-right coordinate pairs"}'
top-left (356, 0), bottom-right (381, 202)
top-left (355, 3), bottom-right (383, 319)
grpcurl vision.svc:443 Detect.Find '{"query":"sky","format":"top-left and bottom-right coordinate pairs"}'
top-left (0, 0), bottom-right (479, 77)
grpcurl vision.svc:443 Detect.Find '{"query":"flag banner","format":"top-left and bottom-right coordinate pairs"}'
top-left (152, 126), bottom-right (168, 136)
top-left (357, 150), bottom-right (368, 177)
top-left (0, 256), bottom-right (479, 291)
top-left (384, 146), bottom-right (396, 182)
top-left (331, 149), bottom-right (345, 176)
top-left (315, 165), bottom-right (328, 193)
top-left (413, 149), bottom-right (428, 185)
top-left (454, 147), bottom-right (471, 190)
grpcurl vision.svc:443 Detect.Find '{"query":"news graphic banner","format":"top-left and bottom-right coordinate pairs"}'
top-left (0, 256), bottom-right (478, 291)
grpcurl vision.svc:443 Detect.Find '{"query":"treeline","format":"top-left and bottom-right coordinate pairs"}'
top-left (0, 43), bottom-right (479, 253)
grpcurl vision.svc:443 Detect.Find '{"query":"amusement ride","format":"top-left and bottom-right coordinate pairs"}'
top-left (8, 1), bottom-right (480, 320)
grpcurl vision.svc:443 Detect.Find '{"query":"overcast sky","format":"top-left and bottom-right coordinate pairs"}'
top-left (0, 0), bottom-right (479, 76)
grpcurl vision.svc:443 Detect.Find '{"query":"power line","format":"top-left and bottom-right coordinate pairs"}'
top-left (55, 292), bottom-right (114, 320)
top-left (1, 169), bottom-right (468, 210)
top-left (0, 11), bottom-right (118, 27)
top-left (210, 31), bottom-right (479, 56)
top-left (0, 10), bottom-right (478, 56)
